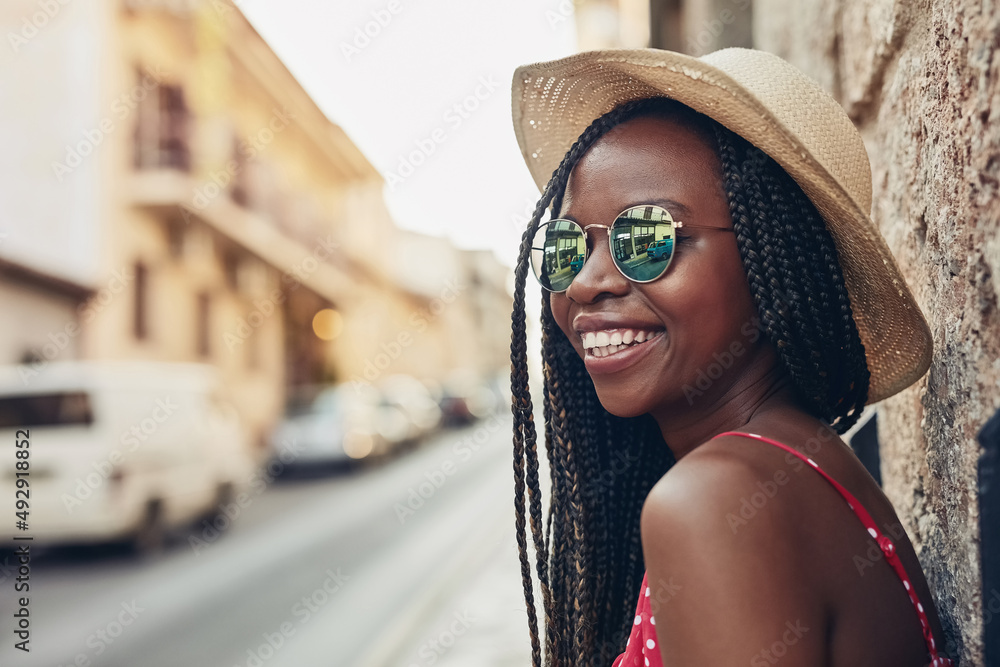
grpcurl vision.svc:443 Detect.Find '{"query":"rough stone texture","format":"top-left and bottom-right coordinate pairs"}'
top-left (755, 1), bottom-right (1000, 664)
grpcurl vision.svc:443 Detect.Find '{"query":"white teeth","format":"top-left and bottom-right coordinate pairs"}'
top-left (580, 328), bottom-right (664, 357)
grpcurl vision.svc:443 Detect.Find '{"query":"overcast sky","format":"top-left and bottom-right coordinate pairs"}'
top-left (240, 0), bottom-right (579, 267)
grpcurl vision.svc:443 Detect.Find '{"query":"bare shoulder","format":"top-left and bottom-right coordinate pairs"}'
top-left (641, 433), bottom-right (806, 544)
top-left (640, 432), bottom-right (817, 590)
top-left (641, 418), bottom-right (862, 541)
top-left (639, 435), bottom-right (827, 663)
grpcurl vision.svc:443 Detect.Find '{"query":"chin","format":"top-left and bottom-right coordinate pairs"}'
top-left (593, 386), bottom-right (650, 419)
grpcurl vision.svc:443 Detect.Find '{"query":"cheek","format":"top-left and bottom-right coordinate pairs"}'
top-left (696, 253), bottom-right (759, 346)
top-left (549, 294), bottom-right (576, 345)
top-left (649, 248), bottom-right (754, 342)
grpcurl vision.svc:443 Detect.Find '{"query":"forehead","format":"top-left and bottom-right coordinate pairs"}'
top-left (560, 114), bottom-right (726, 221)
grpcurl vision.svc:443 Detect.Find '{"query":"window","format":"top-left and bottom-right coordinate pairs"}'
top-left (246, 317), bottom-right (260, 370)
top-left (230, 135), bottom-right (250, 207)
top-left (0, 392), bottom-right (93, 429)
top-left (134, 70), bottom-right (191, 171)
top-left (223, 252), bottom-right (240, 292)
top-left (166, 220), bottom-right (185, 259)
top-left (196, 291), bottom-right (211, 357)
top-left (134, 261), bottom-right (148, 340)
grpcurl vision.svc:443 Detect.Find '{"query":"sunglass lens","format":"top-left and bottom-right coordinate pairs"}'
top-left (610, 205), bottom-right (675, 282)
top-left (530, 220), bottom-right (586, 292)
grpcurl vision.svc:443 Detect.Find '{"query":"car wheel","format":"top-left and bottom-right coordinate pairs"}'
top-left (132, 500), bottom-right (167, 558)
top-left (206, 482), bottom-right (234, 519)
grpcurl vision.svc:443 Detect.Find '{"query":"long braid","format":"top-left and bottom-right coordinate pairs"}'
top-left (541, 306), bottom-right (573, 663)
top-left (799, 186), bottom-right (872, 424)
top-left (511, 167), bottom-right (562, 667)
top-left (544, 317), bottom-right (595, 661)
top-left (710, 124), bottom-right (870, 431)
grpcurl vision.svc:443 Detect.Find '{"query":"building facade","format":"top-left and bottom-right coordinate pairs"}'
top-left (1, 0), bottom-right (511, 452)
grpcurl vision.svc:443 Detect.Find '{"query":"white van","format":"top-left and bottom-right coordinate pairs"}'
top-left (0, 361), bottom-right (254, 551)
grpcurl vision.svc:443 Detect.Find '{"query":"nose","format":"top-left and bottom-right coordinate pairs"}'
top-left (564, 232), bottom-right (630, 303)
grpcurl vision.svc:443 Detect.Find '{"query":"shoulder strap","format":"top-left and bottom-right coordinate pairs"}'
top-left (712, 430), bottom-right (950, 664)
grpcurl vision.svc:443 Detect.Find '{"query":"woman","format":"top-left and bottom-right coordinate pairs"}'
top-left (508, 48), bottom-right (954, 666)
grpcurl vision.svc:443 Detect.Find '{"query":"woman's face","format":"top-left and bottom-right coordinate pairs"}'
top-left (551, 113), bottom-right (773, 421)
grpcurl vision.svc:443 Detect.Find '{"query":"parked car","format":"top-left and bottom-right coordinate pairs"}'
top-left (376, 375), bottom-right (442, 444)
top-left (268, 382), bottom-right (410, 472)
top-left (569, 253), bottom-right (584, 274)
top-left (0, 361), bottom-right (253, 553)
top-left (646, 238), bottom-right (673, 260)
top-left (438, 373), bottom-right (501, 427)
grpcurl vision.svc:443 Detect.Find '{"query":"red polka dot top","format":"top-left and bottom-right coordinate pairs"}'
top-left (612, 431), bottom-right (954, 667)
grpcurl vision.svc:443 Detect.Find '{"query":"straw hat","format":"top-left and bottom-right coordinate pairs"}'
top-left (511, 47), bottom-right (932, 406)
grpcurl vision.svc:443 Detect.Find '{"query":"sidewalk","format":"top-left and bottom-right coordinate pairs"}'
top-left (391, 526), bottom-right (535, 667)
top-left (377, 408), bottom-right (547, 667)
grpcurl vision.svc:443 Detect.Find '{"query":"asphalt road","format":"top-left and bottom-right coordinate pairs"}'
top-left (0, 413), bottom-right (520, 667)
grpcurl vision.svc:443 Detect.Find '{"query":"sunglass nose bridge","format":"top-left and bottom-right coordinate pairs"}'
top-left (581, 224), bottom-right (612, 259)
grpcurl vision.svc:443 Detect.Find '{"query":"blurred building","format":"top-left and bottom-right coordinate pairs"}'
top-left (372, 230), bottom-right (512, 390)
top-left (574, 0), bottom-right (753, 53)
top-left (574, 0), bottom-right (651, 50)
top-left (0, 0), bottom-right (511, 451)
top-left (649, 0), bottom-right (752, 54)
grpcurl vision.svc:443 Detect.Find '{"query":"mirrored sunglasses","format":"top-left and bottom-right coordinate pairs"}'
top-left (529, 204), bottom-right (733, 292)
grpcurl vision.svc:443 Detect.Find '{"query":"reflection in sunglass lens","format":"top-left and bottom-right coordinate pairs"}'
top-left (529, 205), bottom-right (678, 292)
top-left (530, 220), bottom-right (586, 292)
top-left (610, 205), bottom-right (676, 282)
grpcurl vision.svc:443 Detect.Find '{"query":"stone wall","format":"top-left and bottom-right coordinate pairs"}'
top-left (755, 1), bottom-right (1000, 663)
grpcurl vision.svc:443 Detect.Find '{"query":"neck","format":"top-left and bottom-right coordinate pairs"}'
top-left (652, 356), bottom-right (809, 461)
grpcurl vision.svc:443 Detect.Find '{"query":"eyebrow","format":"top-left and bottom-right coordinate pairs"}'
top-left (559, 197), bottom-right (693, 222)
top-left (638, 198), bottom-right (693, 218)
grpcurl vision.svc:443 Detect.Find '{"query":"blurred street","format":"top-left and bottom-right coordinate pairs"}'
top-left (0, 415), bottom-right (531, 667)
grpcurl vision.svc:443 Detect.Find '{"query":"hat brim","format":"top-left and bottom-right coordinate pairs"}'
top-left (511, 48), bottom-right (932, 405)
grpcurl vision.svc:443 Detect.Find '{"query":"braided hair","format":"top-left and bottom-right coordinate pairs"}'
top-left (509, 97), bottom-right (871, 666)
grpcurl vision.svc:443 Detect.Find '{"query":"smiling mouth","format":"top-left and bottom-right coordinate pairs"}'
top-left (580, 328), bottom-right (665, 358)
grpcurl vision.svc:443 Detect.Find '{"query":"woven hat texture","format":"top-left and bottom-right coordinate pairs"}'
top-left (511, 47), bottom-right (932, 405)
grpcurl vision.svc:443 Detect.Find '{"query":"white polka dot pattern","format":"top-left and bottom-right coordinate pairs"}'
top-left (611, 571), bottom-right (662, 667)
